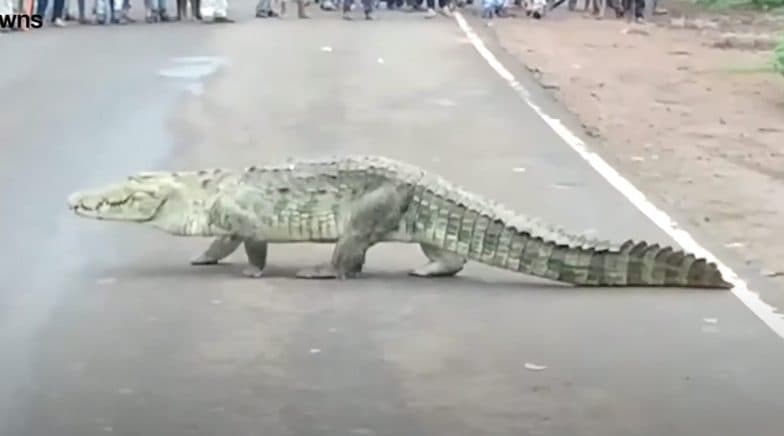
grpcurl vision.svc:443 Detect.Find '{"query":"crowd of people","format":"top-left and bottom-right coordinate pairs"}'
top-left (0, 0), bottom-right (479, 26)
top-left (0, 0), bottom-right (664, 30)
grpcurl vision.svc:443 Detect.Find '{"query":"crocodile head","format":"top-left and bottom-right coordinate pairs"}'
top-left (67, 170), bottom-right (229, 236)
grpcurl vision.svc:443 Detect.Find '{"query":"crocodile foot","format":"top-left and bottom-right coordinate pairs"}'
top-left (409, 262), bottom-right (461, 277)
top-left (242, 265), bottom-right (265, 278)
top-left (295, 264), bottom-right (359, 279)
top-left (190, 255), bottom-right (219, 265)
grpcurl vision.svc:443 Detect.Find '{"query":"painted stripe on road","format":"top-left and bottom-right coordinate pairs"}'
top-left (453, 11), bottom-right (784, 339)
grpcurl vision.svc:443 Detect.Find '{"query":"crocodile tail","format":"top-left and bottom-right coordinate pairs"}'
top-left (537, 238), bottom-right (732, 288)
top-left (404, 182), bottom-right (732, 289)
top-left (465, 225), bottom-right (732, 289)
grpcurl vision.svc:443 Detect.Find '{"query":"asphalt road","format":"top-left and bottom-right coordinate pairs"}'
top-left (1, 5), bottom-right (783, 436)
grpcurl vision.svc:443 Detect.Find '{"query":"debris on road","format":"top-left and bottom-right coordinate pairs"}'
top-left (524, 362), bottom-right (547, 371)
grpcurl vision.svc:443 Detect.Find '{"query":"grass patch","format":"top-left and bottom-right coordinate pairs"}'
top-left (775, 37), bottom-right (784, 75)
top-left (694, 0), bottom-right (784, 10)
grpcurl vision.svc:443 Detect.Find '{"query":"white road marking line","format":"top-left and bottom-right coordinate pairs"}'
top-left (453, 12), bottom-right (784, 339)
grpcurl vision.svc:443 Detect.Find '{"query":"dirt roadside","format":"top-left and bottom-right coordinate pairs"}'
top-left (487, 2), bottom-right (784, 285)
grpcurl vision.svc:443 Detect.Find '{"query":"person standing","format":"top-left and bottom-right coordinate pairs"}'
top-left (145, 0), bottom-right (172, 21)
top-left (36, 0), bottom-right (68, 26)
top-left (76, 0), bottom-right (92, 23)
top-left (423, 0), bottom-right (450, 18)
top-left (254, 0), bottom-right (280, 17)
top-left (95, 0), bottom-right (129, 23)
top-left (200, 0), bottom-right (233, 22)
top-left (0, 0), bottom-right (13, 17)
top-left (0, 0), bottom-right (13, 33)
top-left (18, 0), bottom-right (35, 28)
top-left (341, 0), bottom-right (371, 19)
top-left (294, 0), bottom-right (310, 18)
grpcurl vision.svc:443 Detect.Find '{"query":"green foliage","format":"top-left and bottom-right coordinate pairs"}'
top-left (751, 0), bottom-right (784, 9)
top-left (775, 36), bottom-right (784, 75)
top-left (694, 0), bottom-right (784, 10)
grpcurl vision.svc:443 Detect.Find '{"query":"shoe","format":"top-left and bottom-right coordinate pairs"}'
top-left (213, 16), bottom-right (234, 23)
top-left (424, 7), bottom-right (436, 17)
top-left (53, 17), bottom-right (66, 26)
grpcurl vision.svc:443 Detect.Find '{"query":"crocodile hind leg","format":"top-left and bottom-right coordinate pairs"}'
top-left (410, 244), bottom-right (466, 277)
top-left (296, 185), bottom-right (409, 280)
top-left (190, 235), bottom-right (242, 265)
top-left (241, 239), bottom-right (269, 278)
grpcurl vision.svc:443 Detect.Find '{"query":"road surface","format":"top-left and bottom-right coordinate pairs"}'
top-left (1, 5), bottom-right (783, 436)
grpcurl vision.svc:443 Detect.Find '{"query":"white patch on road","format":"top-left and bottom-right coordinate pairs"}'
top-left (321, 46), bottom-right (333, 52)
top-left (524, 362), bottom-right (548, 371)
top-left (453, 12), bottom-right (784, 340)
top-left (431, 98), bottom-right (457, 107)
top-left (158, 56), bottom-right (227, 80)
top-left (159, 56), bottom-right (227, 96)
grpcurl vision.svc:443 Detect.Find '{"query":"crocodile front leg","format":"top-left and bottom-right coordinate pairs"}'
top-left (241, 239), bottom-right (268, 278)
top-left (191, 235), bottom-right (242, 265)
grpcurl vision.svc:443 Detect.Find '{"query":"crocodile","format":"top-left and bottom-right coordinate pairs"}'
top-left (67, 155), bottom-right (732, 288)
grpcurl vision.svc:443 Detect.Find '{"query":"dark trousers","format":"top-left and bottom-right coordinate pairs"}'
top-left (426, 0), bottom-right (447, 8)
top-left (621, 0), bottom-right (644, 18)
top-left (343, 0), bottom-right (373, 12)
top-left (36, 0), bottom-right (66, 20)
top-left (77, 0), bottom-right (86, 19)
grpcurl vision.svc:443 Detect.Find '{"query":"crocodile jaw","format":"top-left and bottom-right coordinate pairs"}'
top-left (67, 186), bottom-right (166, 222)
